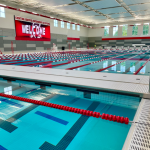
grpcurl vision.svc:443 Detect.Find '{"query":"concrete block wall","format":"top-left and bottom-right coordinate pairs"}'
top-left (0, 8), bottom-right (88, 52)
top-left (88, 20), bottom-right (150, 47)
top-left (0, 28), bottom-right (88, 52)
top-left (88, 36), bottom-right (150, 47)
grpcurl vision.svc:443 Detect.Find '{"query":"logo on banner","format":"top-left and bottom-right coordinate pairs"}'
top-left (22, 23), bottom-right (45, 39)
top-left (15, 16), bottom-right (51, 41)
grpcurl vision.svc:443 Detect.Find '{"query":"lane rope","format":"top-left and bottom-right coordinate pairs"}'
top-left (0, 93), bottom-right (129, 125)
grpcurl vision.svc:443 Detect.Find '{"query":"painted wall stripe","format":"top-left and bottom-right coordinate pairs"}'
top-left (102, 36), bottom-right (150, 41)
top-left (67, 37), bottom-right (80, 41)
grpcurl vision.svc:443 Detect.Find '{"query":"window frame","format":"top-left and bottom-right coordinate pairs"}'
top-left (143, 23), bottom-right (149, 35)
top-left (77, 25), bottom-right (80, 31)
top-left (72, 24), bottom-right (75, 30)
top-left (61, 21), bottom-right (64, 28)
top-left (54, 20), bottom-right (58, 27)
top-left (104, 26), bottom-right (109, 37)
top-left (67, 23), bottom-right (70, 29)
top-left (122, 24), bottom-right (128, 36)
top-left (113, 25), bottom-right (118, 36)
top-left (0, 7), bottom-right (5, 18)
top-left (132, 24), bottom-right (138, 36)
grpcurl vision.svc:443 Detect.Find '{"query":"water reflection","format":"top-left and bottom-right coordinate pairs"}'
top-left (140, 62), bottom-right (146, 74)
top-left (103, 61), bottom-right (108, 68)
top-left (130, 62), bottom-right (135, 73)
top-left (112, 61), bottom-right (116, 71)
top-left (120, 62), bottom-right (125, 72)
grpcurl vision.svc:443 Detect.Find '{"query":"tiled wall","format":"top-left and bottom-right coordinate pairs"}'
top-left (88, 36), bottom-right (150, 47)
top-left (0, 28), bottom-right (88, 52)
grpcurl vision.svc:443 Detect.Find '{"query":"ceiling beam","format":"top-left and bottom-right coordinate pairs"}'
top-left (71, 0), bottom-right (114, 22)
top-left (115, 0), bottom-right (136, 18)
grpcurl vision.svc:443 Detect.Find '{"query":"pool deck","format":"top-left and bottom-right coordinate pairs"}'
top-left (0, 64), bottom-right (149, 98)
top-left (123, 98), bottom-right (150, 150)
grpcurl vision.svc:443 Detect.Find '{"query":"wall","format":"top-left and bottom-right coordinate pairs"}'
top-left (88, 20), bottom-right (150, 47)
top-left (2, 7), bottom-right (150, 51)
top-left (0, 8), bottom-right (88, 52)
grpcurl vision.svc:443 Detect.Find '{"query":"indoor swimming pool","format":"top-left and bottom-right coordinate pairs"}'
top-left (0, 79), bottom-right (140, 150)
top-left (1, 50), bottom-right (150, 76)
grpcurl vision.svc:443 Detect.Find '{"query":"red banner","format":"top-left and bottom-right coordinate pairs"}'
top-left (15, 16), bottom-right (51, 41)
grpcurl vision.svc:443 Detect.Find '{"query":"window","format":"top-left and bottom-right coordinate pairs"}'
top-left (113, 25), bottom-right (118, 36)
top-left (72, 24), bottom-right (75, 30)
top-left (67, 23), bottom-right (70, 29)
top-left (4, 86), bottom-right (12, 95)
top-left (143, 23), bottom-right (149, 35)
top-left (132, 25), bottom-right (138, 36)
top-left (54, 20), bottom-right (58, 27)
top-left (61, 21), bottom-right (64, 28)
top-left (77, 25), bottom-right (80, 31)
top-left (0, 7), bottom-right (5, 18)
top-left (104, 26), bottom-right (109, 37)
top-left (122, 24), bottom-right (128, 36)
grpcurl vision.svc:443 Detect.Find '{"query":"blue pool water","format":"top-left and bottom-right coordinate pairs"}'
top-left (0, 80), bottom-right (140, 150)
top-left (1, 51), bottom-right (150, 76)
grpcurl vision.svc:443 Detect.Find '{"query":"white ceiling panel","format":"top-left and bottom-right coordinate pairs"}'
top-left (3, 0), bottom-right (150, 24)
top-left (110, 13), bottom-right (132, 18)
top-left (124, 0), bottom-right (150, 5)
top-left (75, 11), bottom-right (100, 17)
top-left (100, 7), bottom-right (127, 14)
top-left (87, 0), bottom-right (120, 9)
top-left (90, 16), bottom-right (107, 20)
top-left (129, 4), bottom-right (150, 11)
top-left (135, 10), bottom-right (150, 16)
top-left (57, 4), bottom-right (89, 12)
top-left (117, 16), bottom-right (135, 21)
top-left (35, 0), bottom-right (73, 7)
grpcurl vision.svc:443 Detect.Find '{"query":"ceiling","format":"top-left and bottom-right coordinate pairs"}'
top-left (1, 0), bottom-right (150, 25)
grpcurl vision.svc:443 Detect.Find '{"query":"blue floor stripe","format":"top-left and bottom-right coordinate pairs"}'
top-left (35, 111), bottom-right (69, 125)
top-left (0, 145), bottom-right (7, 150)
top-left (0, 98), bottom-right (24, 108)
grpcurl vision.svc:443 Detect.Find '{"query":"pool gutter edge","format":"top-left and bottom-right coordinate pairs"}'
top-left (122, 98), bottom-right (146, 150)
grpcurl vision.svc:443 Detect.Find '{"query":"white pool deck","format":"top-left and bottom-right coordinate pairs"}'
top-left (123, 98), bottom-right (150, 150)
top-left (0, 64), bottom-right (149, 96)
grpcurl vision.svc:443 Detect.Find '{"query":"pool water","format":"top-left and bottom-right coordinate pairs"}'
top-left (1, 50), bottom-right (150, 76)
top-left (0, 80), bottom-right (140, 150)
